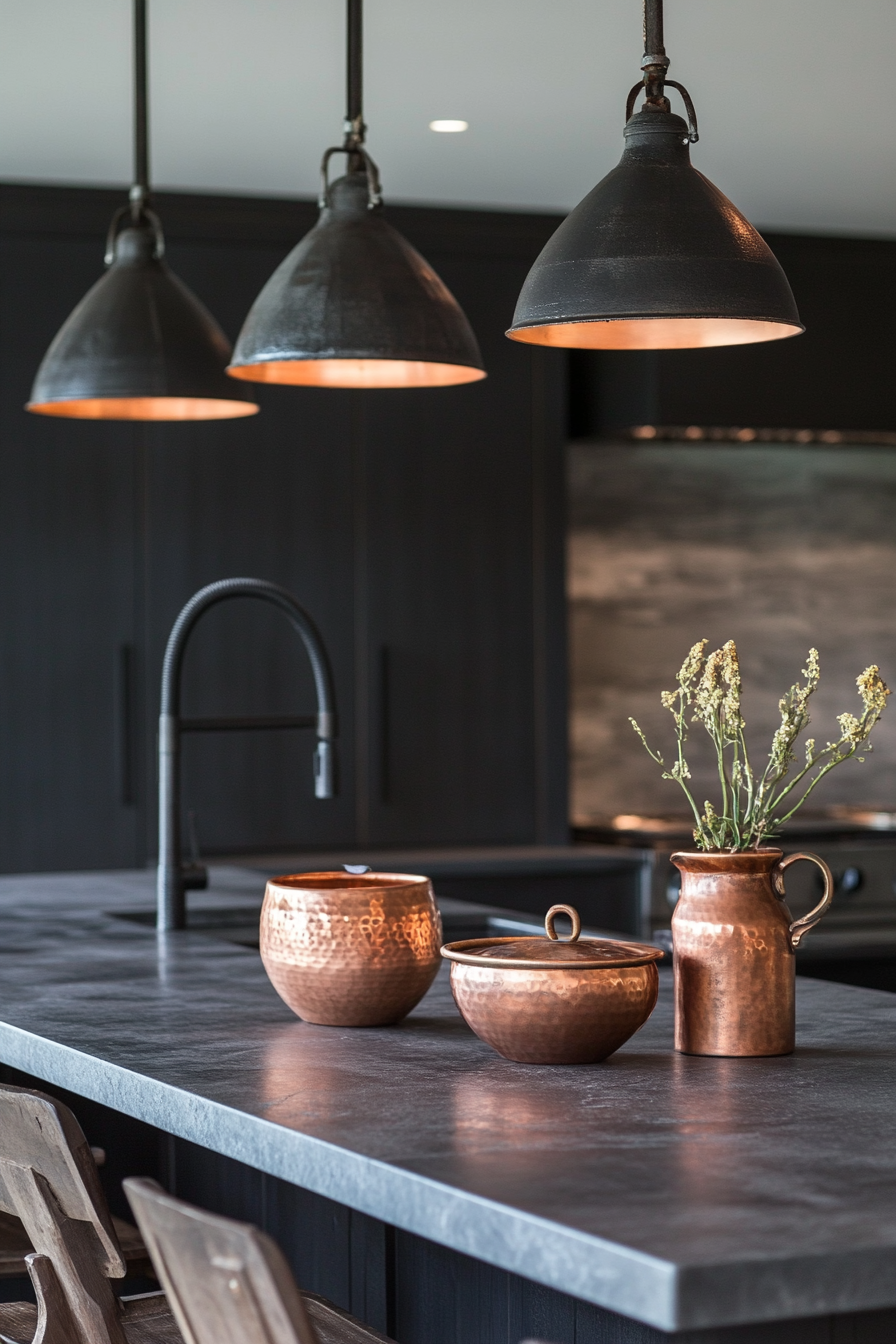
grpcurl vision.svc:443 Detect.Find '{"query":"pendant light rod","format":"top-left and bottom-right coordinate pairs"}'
top-left (132, 0), bottom-right (150, 218)
top-left (643, 0), bottom-right (666, 63)
top-left (345, 0), bottom-right (364, 150)
top-left (642, 0), bottom-right (670, 106)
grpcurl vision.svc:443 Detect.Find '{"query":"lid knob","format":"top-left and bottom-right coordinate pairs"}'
top-left (545, 905), bottom-right (582, 943)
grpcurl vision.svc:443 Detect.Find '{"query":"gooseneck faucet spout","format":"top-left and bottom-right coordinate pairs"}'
top-left (157, 578), bottom-right (337, 931)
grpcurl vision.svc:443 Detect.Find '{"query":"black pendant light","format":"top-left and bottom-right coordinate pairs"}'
top-left (27, 0), bottom-right (256, 421)
top-left (508, 0), bottom-right (803, 351)
top-left (227, 0), bottom-right (485, 389)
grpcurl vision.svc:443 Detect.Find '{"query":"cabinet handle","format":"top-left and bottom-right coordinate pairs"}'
top-left (380, 645), bottom-right (390, 803)
top-left (117, 643), bottom-right (136, 807)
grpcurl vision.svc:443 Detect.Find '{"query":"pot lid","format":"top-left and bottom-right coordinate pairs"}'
top-left (440, 904), bottom-right (664, 970)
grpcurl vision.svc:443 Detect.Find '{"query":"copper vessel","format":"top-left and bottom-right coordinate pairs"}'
top-left (671, 849), bottom-right (834, 1057)
top-left (441, 905), bottom-right (662, 1064)
top-left (260, 871), bottom-right (442, 1027)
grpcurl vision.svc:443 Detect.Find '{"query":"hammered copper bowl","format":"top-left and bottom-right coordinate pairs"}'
top-left (441, 904), bottom-right (663, 1064)
top-left (260, 871), bottom-right (442, 1027)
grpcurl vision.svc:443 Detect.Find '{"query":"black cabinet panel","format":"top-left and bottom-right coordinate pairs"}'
top-left (0, 184), bottom-right (568, 870)
top-left (0, 236), bottom-right (141, 869)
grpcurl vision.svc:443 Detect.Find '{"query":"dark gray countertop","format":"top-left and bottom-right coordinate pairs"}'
top-left (0, 866), bottom-right (895, 1333)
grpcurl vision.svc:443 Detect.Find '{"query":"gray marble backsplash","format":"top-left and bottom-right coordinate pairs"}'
top-left (568, 441), bottom-right (896, 823)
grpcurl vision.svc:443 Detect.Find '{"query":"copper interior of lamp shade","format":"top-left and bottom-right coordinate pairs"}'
top-left (507, 317), bottom-right (804, 351)
top-left (26, 396), bottom-right (260, 421)
top-left (227, 358), bottom-right (487, 389)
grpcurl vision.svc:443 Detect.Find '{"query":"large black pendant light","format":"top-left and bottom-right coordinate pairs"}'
top-left (27, 1), bottom-right (256, 421)
top-left (508, 0), bottom-right (803, 351)
top-left (227, 0), bottom-right (485, 389)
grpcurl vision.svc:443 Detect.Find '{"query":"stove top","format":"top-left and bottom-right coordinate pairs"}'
top-left (574, 807), bottom-right (896, 848)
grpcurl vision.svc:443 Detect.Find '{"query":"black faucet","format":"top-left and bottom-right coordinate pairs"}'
top-left (156, 578), bottom-right (337, 930)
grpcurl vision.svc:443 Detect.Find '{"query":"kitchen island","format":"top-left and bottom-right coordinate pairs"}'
top-left (0, 867), bottom-right (895, 1342)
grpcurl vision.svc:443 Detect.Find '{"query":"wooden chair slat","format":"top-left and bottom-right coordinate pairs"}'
top-left (0, 1213), bottom-right (151, 1280)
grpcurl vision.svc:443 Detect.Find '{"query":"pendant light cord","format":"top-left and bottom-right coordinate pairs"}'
top-left (626, 0), bottom-right (698, 142)
top-left (131, 0), bottom-right (150, 219)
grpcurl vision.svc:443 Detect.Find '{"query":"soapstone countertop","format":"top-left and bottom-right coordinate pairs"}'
top-left (0, 866), bottom-right (894, 1333)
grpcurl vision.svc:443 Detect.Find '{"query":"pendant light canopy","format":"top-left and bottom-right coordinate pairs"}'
top-left (227, 0), bottom-right (485, 390)
top-left (27, 1), bottom-right (256, 421)
top-left (508, 0), bottom-right (803, 351)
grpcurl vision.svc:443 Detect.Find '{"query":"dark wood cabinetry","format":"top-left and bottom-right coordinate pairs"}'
top-left (0, 185), bottom-right (567, 871)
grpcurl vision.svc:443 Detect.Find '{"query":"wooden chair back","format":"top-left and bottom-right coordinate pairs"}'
top-left (0, 1083), bottom-right (129, 1344)
top-left (125, 1177), bottom-right (318, 1344)
top-left (0, 1083), bottom-right (124, 1275)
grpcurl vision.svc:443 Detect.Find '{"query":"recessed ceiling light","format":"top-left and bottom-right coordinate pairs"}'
top-left (429, 119), bottom-right (468, 133)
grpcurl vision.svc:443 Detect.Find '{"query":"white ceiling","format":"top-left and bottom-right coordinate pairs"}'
top-left (2, 0), bottom-right (895, 236)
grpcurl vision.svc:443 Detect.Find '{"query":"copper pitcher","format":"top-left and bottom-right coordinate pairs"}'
top-left (671, 849), bottom-right (834, 1057)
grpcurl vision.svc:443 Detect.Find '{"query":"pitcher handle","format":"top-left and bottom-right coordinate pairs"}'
top-left (774, 852), bottom-right (835, 949)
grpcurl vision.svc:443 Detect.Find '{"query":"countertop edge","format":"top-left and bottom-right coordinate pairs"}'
top-left (0, 1019), bottom-right (681, 1328)
top-left (6, 1016), bottom-right (896, 1332)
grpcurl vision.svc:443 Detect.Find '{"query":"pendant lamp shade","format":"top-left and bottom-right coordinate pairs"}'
top-left (228, 172), bottom-right (484, 389)
top-left (228, 0), bottom-right (484, 390)
top-left (508, 1), bottom-right (803, 351)
top-left (27, 0), bottom-right (256, 421)
top-left (28, 224), bottom-right (257, 420)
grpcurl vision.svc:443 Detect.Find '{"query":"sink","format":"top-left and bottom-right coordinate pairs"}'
top-left (109, 894), bottom-right (639, 953)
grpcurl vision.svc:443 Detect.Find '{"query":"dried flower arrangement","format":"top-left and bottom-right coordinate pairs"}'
top-left (630, 641), bottom-right (891, 851)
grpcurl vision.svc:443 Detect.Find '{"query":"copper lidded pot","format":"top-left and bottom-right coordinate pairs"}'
top-left (441, 905), bottom-right (663, 1064)
top-left (671, 849), bottom-right (835, 1057)
top-left (260, 871), bottom-right (442, 1027)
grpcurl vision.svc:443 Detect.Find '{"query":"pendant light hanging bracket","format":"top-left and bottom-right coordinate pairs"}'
top-left (104, 204), bottom-right (165, 265)
top-left (319, 145), bottom-right (382, 210)
top-left (626, 79), bottom-right (698, 142)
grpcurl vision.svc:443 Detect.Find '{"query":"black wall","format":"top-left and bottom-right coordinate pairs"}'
top-left (569, 232), bottom-right (896, 436)
top-left (0, 184), bottom-right (568, 873)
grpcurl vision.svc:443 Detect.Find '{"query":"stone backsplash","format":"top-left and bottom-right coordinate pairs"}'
top-left (568, 441), bottom-right (896, 824)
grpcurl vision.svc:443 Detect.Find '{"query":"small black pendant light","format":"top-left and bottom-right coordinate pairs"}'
top-left (27, 0), bottom-right (256, 420)
top-left (508, 0), bottom-right (803, 351)
top-left (227, 0), bottom-right (485, 389)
